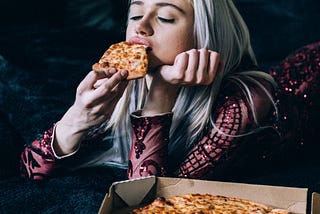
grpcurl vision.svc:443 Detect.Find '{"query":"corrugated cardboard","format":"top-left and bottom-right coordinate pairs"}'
top-left (99, 176), bottom-right (319, 214)
top-left (312, 193), bottom-right (320, 214)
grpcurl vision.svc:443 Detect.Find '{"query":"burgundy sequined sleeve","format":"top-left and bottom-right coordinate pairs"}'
top-left (20, 125), bottom-right (60, 180)
top-left (127, 111), bottom-right (173, 179)
top-left (176, 91), bottom-right (271, 179)
top-left (20, 123), bottom-right (108, 180)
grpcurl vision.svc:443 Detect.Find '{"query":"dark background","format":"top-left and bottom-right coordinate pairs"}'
top-left (0, 0), bottom-right (320, 213)
top-left (0, 0), bottom-right (320, 145)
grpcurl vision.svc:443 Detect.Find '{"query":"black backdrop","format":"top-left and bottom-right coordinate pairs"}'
top-left (1, 0), bottom-right (320, 64)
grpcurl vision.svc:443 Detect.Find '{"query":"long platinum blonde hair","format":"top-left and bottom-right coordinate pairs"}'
top-left (82, 0), bottom-right (277, 168)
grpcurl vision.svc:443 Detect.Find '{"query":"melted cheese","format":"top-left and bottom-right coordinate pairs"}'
top-left (92, 41), bottom-right (148, 80)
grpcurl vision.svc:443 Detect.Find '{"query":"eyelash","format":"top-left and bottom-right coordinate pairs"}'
top-left (158, 17), bottom-right (175, 23)
top-left (129, 16), bottom-right (175, 23)
top-left (130, 16), bottom-right (143, 21)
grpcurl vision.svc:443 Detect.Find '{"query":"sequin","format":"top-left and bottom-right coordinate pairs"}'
top-left (269, 41), bottom-right (320, 159)
top-left (132, 118), bottom-right (151, 159)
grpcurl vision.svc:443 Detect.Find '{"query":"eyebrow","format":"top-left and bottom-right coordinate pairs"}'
top-left (130, 1), bottom-right (186, 14)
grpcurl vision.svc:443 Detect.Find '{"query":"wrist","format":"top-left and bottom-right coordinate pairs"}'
top-left (53, 105), bottom-right (91, 156)
top-left (59, 105), bottom-right (94, 131)
top-left (53, 122), bottom-right (85, 156)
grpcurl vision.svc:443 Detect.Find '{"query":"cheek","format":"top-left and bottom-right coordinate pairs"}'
top-left (159, 32), bottom-right (194, 63)
top-left (125, 28), bottom-right (131, 41)
top-left (125, 24), bottom-right (135, 40)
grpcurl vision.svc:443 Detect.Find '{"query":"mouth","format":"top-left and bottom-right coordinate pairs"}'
top-left (128, 37), bottom-right (152, 52)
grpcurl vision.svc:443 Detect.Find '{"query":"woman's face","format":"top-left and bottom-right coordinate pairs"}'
top-left (126, 0), bottom-right (195, 70)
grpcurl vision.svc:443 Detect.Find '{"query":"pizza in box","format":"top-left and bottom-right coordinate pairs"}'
top-left (131, 193), bottom-right (291, 214)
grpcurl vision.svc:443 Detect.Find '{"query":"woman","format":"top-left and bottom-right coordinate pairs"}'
top-left (20, 0), bottom-right (280, 180)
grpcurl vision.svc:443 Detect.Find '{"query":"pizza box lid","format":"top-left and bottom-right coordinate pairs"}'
top-left (98, 176), bottom-right (310, 214)
top-left (312, 192), bottom-right (320, 214)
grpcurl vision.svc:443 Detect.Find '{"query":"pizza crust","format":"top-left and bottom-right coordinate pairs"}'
top-left (92, 41), bottom-right (148, 80)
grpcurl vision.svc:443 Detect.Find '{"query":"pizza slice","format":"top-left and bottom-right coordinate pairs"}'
top-left (132, 193), bottom-right (291, 214)
top-left (92, 41), bottom-right (149, 80)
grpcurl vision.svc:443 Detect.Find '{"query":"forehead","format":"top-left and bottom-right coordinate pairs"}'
top-left (130, 0), bottom-right (193, 14)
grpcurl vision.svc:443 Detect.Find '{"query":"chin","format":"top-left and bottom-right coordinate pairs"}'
top-left (148, 57), bottom-right (174, 71)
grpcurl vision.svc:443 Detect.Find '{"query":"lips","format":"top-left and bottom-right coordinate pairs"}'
top-left (128, 37), bottom-right (152, 51)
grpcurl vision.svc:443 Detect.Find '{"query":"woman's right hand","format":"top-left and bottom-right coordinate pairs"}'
top-left (53, 68), bottom-right (128, 156)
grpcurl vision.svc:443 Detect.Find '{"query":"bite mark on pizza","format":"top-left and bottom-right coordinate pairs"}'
top-left (92, 41), bottom-right (149, 80)
top-left (132, 193), bottom-right (291, 214)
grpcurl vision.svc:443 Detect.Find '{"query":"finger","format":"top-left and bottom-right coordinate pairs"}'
top-left (93, 70), bottom-right (128, 97)
top-left (77, 70), bottom-right (106, 93)
top-left (207, 51), bottom-right (221, 84)
top-left (92, 66), bottom-right (117, 77)
top-left (185, 49), bottom-right (199, 82)
top-left (92, 76), bottom-right (129, 109)
top-left (104, 68), bottom-right (117, 78)
top-left (93, 78), bottom-right (108, 89)
top-left (197, 49), bottom-right (210, 84)
top-left (161, 52), bottom-right (188, 83)
top-left (93, 68), bottom-right (122, 89)
top-left (175, 52), bottom-right (189, 72)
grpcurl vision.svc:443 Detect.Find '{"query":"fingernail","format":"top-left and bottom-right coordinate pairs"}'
top-left (120, 70), bottom-right (128, 77)
top-left (110, 68), bottom-right (117, 74)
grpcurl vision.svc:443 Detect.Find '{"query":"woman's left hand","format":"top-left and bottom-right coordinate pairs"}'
top-left (141, 49), bottom-right (221, 116)
top-left (158, 48), bottom-right (221, 85)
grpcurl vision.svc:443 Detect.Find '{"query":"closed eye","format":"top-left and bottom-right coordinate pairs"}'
top-left (130, 16), bottom-right (143, 21)
top-left (158, 17), bottom-right (175, 23)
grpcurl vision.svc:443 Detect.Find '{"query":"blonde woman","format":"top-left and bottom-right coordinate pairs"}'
top-left (21, 0), bottom-right (280, 180)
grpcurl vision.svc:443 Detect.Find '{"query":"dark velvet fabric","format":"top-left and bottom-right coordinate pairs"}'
top-left (0, 0), bottom-right (320, 213)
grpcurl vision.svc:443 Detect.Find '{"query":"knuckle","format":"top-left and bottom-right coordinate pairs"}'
top-left (177, 74), bottom-right (185, 81)
top-left (210, 51), bottom-right (220, 59)
top-left (189, 49), bottom-right (198, 55)
top-left (101, 84), bottom-right (112, 92)
top-left (174, 70), bottom-right (185, 80)
top-left (196, 75), bottom-right (204, 83)
top-left (90, 70), bottom-right (101, 79)
top-left (199, 48), bottom-right (207, 53)
top-left (195, 78), bottom-right (203, 85)
top-left (184, 75), bottom-right (195, 84)
top-left (76, 86), bottom-right (82, 94)
top-left (91, 107), bottom-right (101, 116)
top-left (81, 100), bottom-right (93, 109)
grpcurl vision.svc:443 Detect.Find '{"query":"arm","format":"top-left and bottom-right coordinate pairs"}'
top-left (127, 111), bottom-right (173, 179)
top-left (53, 69), bottom-right (128, 156)
top-left (20, 123), bottom-right (108, 180)
top-left (175, 85), bottom-right (273, 179)
top-left (20, 125), bottom-right (59, 180)
top-left (20, 69), bottom-right (129, 180)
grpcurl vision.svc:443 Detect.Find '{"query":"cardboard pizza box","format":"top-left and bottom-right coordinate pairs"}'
top-left (312, 192), bottom-right (320, 214)
top-left (98, 176), bottom-right (318, 214)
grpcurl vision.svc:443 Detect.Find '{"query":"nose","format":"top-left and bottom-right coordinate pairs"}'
top-left (135, 17), bottom-right (154, 36)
